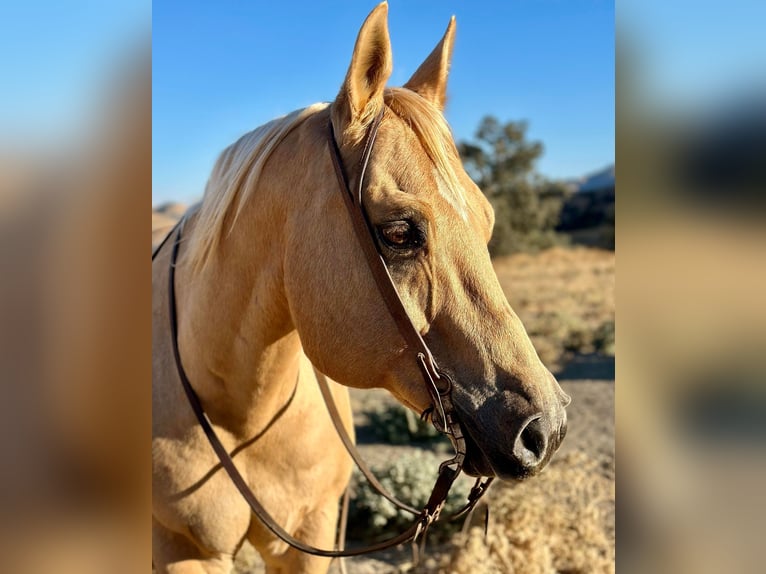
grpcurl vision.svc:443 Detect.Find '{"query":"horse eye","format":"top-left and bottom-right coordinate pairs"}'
top-left (379, 221), bottom-right (422, 250)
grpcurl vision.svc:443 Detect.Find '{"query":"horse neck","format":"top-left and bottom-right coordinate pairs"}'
top-left (174, 115), bottom-right (326, 433)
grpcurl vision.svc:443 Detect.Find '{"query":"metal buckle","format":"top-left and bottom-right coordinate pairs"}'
top-left (417, 353), bottom-right (448, 430)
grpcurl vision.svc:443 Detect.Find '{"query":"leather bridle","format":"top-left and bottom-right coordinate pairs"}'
top-left (326, 109), bottom-right (466, 468)
top-left (155, 108), bottom-right (493, 558)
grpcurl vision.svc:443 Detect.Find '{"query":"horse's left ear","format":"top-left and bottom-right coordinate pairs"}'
top-left (404, 16), bottom-right (456, 111)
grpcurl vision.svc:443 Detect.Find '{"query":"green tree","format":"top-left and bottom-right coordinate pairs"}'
top-left (459, 116), bottom-right (570, 256)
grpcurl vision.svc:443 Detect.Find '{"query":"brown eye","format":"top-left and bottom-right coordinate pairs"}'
top-left (378, 220), bottom-right (424, 251)
top-left (382, 223), bottom-right (410, 245)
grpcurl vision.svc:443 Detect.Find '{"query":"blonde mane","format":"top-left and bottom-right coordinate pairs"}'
top-left (186, 103), bottom-right (329, 271)
top-left (187, 89), bottom-right (467, 271)
top-left (384, 87), bottom-right (468, 216)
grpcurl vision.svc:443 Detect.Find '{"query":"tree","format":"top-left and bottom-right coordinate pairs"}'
top-left (459, 116), bottom-right (570, 256)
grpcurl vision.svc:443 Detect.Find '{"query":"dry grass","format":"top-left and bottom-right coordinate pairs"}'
top-left (494, 247), bottom-right (615, 371)
top-left (424, 247), bottom-right (617, 573)
top-left (432, 451), bottom-right (614, 574)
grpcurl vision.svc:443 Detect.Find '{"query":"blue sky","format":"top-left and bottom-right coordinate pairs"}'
top-left (0, 1), bottom-right (149, 144)
top-left (153, 1), bottom-right (615, 204)
top-left (618, 0), bottom-right (766, 112)
top-left (3, 2), bottom-right (764, 206)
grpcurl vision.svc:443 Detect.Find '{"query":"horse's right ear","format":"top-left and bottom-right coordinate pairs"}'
top-left (332, 2), bottom-right (392, 143)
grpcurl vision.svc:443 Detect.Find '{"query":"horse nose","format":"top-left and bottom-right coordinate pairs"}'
top-left (512, 415), bottom-right (550, 472)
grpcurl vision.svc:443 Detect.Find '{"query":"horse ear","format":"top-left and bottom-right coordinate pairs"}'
top-left (333, 2), bottom-right (392, 140)
top-left (403, 16), bottom-right (456, 111)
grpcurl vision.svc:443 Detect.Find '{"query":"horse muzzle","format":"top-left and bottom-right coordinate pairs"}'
top-left (457, 396), bottom-right (568, 480)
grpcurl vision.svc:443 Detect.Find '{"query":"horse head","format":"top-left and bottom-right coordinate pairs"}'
top-left (287, 3), bottom-right (569, 480)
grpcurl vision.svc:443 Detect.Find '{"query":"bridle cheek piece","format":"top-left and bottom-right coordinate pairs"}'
top-left (159, 108), bottom-right (493, 558)
top-left (327, 109), bottom-right (481, 492)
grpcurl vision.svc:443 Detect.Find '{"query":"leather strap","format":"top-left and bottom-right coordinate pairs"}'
top-left (315, 370), bottom-right (420, 516)
top-left (152, 218), bottom-right (182, 262)
top-left (316, 367), bottom-right (493, 521)
top-left (314, 369), bottom-right (494, 521)
top-left (326, 113), bottom-right (461, 442)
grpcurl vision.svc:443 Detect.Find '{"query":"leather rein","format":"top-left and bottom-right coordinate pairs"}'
top-left (157, 108), bottom-right (493, 557)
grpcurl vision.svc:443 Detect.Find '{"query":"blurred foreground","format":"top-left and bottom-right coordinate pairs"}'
top-left (618, 1), bottom-right (766, 571)
top-left (0, 15), bottom-right (150, 574)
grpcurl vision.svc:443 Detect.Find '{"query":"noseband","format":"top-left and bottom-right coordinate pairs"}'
top-left (157, 108), bottom-right (493, 558)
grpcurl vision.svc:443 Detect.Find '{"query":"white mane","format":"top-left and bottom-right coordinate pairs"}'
top-left (186, 103), bottom-right (329, 271)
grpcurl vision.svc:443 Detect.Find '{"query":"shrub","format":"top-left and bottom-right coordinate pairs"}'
top-left (593, 320), bottom-right (615, 355)
top-left (348, 450), bottom-right (472, 541)
top-left (367, 403), bottom-right (441, 444)
top-left (459, 116), bottom-right (571, 257)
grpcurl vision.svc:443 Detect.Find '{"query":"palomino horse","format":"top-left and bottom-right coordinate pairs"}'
top-left (152, 4), bottom-right (569, 573)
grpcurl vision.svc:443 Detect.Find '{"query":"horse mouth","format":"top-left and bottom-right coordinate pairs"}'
top-left (461, 424), bottom-right (538, 480)
top-left (461, 428), bottom-right (495, 477)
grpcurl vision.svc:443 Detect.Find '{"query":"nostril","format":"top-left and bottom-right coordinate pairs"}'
top-left (513, 415), bottom-right (548, 468)
top-left (520, 419), bottom-right (545, 459)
